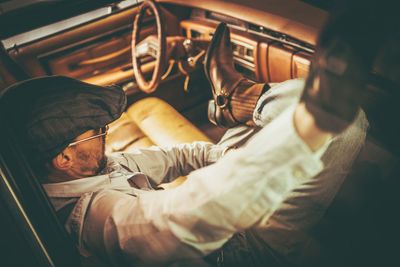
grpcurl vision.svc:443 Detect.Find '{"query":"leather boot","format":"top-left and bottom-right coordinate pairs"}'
top-left (204, 23), bottom-right (268, 128)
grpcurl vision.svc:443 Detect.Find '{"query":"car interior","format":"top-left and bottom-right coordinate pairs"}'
top-left (0, 0), bottom-right (399, 266)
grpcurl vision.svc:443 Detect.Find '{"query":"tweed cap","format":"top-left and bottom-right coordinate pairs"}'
top-left (1, 76), bottom-right (126, 164)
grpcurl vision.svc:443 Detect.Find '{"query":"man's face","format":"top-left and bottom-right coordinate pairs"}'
top-left (68, 127), bottom-right (108, 177)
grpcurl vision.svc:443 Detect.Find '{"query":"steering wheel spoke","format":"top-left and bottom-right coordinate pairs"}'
top-left (135, 35), bottom-right (159, 59)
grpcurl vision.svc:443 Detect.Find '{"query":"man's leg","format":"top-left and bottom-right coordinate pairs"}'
top-left (202, 22), bottom-right (371, 267)
top-left (216, 79), bottom-right (307, 148)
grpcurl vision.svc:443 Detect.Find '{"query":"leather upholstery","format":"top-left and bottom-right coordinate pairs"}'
top-left (257, 42), bottom-right (311, 83)
top-left (257, 42), bottom-right (271, 82)
top-left (127, 97), bottom-right (211, 146)
top-left (292, 51), bottom-right (311, 79)
top-left (106, 97), bottom-right (211, 153)
top-left (268, 43), bottom-right (294, 82)
top-left (106, 113), bottom-right (155, 153)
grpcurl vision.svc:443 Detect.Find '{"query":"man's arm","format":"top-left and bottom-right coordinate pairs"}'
top-left (115, 79), bottom-right (328, 186)
top-left (82, 104), bottom-right (329, 265)
top-left (117, 141), bottom-right (226, 185)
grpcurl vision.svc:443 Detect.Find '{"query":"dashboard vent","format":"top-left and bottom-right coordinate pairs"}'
top-left (201, 33), bottom-right (255, 72)
top-left (231, 40), bottom-right (255, 71)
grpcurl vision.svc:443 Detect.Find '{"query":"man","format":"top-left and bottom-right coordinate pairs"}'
top-left (2, 72), bottom-right (330, 265)
top-left (2, 77), bottom-right (332, 267)
top-left (1, 14), bottom-right (373, 267)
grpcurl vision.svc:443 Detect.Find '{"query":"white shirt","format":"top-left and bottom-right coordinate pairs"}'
top-left (43, 105), bottom-right (325, 266)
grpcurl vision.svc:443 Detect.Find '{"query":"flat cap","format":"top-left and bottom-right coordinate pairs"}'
top-left (1, 76), bottom-right (126, 164)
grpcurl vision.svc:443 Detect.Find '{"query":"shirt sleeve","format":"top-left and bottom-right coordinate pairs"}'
top-left (82, 105), bottom-right (325, 265)
top-left (118, 141), bottom-right (225, 184)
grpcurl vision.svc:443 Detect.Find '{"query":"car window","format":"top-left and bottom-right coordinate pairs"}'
top-left (0, 0), bottom-right (143, 44)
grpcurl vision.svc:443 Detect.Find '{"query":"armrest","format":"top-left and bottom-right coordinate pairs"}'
top-left (78, 46), bottom-right (130, 66)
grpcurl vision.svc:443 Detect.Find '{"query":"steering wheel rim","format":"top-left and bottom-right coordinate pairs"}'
top-left (132, 0), bottom-right (166, 93)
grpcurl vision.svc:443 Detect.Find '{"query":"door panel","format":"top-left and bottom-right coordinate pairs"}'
top-left (47, 32), bottom-right (132, 79)
top-left (8, 7), bottom-right (140, 79)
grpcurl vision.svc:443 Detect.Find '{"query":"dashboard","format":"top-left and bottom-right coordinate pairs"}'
top-left (39, 7), bottom-right (314, 88)
top-left (180, 11), bottom-right (313, 82)
top-left (1, 0), bottom-right (327, 91)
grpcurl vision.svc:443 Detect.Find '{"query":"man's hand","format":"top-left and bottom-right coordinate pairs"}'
top-left (300, 36), bottom-right (367, 135)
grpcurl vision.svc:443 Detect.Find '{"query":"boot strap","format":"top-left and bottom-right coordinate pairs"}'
top-left (231, 81), bottom-right (269, 125)
top-left (210, 80), bottom-right (269, 128)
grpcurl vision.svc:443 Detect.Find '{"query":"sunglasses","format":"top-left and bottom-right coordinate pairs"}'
top-left (67, 125), bottom-right (109, 147)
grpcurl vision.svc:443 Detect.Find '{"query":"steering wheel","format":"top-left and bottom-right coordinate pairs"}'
top-left (132, 0), bottom-right (166, 93)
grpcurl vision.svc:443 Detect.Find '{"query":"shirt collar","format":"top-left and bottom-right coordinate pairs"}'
top-left (42, 174), bottom-right (116, 198)
top-left (42, 157), bottom-right (134, 198)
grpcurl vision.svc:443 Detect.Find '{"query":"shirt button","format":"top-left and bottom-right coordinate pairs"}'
top-left (292, 165), bottom-right (306, 179)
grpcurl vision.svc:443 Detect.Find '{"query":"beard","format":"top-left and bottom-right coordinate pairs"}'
top-left (96, 155), bottom-right (108, 175)
top-left (77, 139), bottom-right (107, 175)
